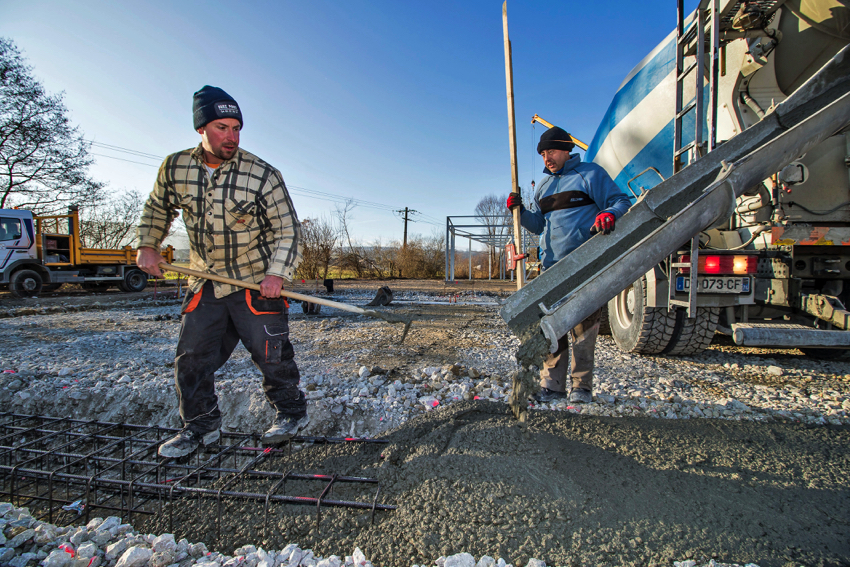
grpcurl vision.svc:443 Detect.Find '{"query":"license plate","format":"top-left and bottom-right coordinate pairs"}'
top-left (676, 276), bottom-right (750, 294)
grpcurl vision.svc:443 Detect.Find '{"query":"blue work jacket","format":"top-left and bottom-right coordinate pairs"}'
top-left (520, 153), bottom-right (631, 269)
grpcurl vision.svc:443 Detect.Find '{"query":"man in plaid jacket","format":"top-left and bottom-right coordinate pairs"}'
top-left (136, 85), bottom-right (306, 458)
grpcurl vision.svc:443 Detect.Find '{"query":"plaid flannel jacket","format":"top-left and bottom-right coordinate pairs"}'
top-left (136, 144), bottom-right (302, 298)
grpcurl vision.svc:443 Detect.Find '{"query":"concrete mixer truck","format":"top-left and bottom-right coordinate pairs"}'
top-left (501, 0), bottom-right (850, 360)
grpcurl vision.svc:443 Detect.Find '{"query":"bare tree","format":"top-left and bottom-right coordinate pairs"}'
top-left (0, 38), bottom-right (104, 213)
top-left (475, 193), bottom-right (511, 277)
top-left (296, 215), bottom-right (339, 280)
top-left (334, 200), bottom-right (371, 278)
top-left (78, 192), bottom-right (143, 248)
top-left (362, 238), bottom-right (396, 278)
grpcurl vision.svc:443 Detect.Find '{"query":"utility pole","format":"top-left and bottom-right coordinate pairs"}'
top-left (395, 207), bottom-right (418, 278)
top-left (396, 207), bottom-right (418, 248)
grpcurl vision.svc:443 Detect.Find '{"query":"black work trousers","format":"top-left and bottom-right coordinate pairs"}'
top-left (174, 281), bottom-right (305, 434)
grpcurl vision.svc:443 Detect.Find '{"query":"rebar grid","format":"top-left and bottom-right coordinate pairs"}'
top-left (0, 413), bottom-right (395, 542)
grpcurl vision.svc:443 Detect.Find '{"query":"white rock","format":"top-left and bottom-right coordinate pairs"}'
top-left (76, 541), bottom-right (98, 558)
top-left (153, 533), bottom-right (176, 553)
top-left (475, 557), bottom-right (496, 567)
top-left (105, 539), bottom-right (130, 560)
top-left (767, 366), bottom-right (783, 376)
top-left (445, 552), bottom-right (476, 567)
top-left (91, 530), bottom-right (112, 546)
top-left (42, 549), bottom-right (73, 567)
top-left (316, 556), bottom-right (343, 567)
top-left (286, 546), bottom-right (304, 566)
top-left (150, 550), bottom-right (175, 567)
top-left (525, 560), bottom-right (546, 567)
top-left (234, 544), bottom-right (258, 556)
top-left (7, 528), bottom-right (34, 548)
top-left (352, 548), bottom-right (367, 566)
top-left (98, 516), bottom-right (121, 532)
top-left (33, 524), bottom-right (57, 544)
top-left (69, 527), bottom-right (89, 545)
top-left (300, 550), bottom-right (316, 566)
top-left (358, 366), bottom-right (370, 378)
top-left (115, 546), bottom-right (153, 567)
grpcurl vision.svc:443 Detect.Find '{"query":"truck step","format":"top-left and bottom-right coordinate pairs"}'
top-left (731, 323), bottom-right (850, 348)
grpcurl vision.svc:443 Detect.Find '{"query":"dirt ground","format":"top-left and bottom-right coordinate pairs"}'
top-left (0, 276), bottom-right (516, 309)
top-left (144, 401), bottom-right (850, 567)
top-left (3, 279), bottom-right (850, 567)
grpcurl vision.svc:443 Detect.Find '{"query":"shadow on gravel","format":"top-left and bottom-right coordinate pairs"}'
top-left (146, 401), bottom-right (850, 567)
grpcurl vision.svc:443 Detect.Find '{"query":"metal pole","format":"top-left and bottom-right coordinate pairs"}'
top-left (488, 246), bottom-right (492, 281)
top-left (445, 218), bottom-right (450, 282)
top-left (708, 0), bottom-right (719, 152)
top-left (468, 238), bottom-right (473, 280)
top-left (450, 232), bottom-right (456, 281)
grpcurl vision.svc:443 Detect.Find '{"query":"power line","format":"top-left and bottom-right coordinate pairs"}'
top-left (88, 141), bottom-right (164, 161)
top-left (85, 139), bottom-right (446, 226)
top-left (90, 153), bottom-right (159, 167)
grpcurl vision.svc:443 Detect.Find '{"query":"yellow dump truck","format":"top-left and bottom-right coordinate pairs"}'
top-left (0, 206), bottom-right (172, 297)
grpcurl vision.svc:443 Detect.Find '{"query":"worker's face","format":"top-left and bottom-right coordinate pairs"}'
top-left (197, 118), bottom-right (241, 163)
top-left (540, 148), bottom-right (570, 173)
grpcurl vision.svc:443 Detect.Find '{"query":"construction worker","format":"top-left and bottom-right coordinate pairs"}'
top-left (135, 85), bottom-right (306, 458)
top-left (507, 126), bottom-right (630, 404)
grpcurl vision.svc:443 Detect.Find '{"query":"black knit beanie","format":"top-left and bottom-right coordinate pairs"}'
top-left (192, 85), bottom-right (243, 130)
top-left (537, 126), bottom-right (575, 154)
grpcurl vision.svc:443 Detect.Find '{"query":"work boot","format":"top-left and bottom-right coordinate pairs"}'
top-left (262, 414), bottom-right (310, 444)
top-left (532, 387), bottom-right (567, 403)
top-left (158, 428), bottom-right (220, 458)
top-left (569, 388), bottom-right (593, 404)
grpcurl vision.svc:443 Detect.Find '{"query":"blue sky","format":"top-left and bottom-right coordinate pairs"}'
top-left (0, 0), bottom-right (675, 246)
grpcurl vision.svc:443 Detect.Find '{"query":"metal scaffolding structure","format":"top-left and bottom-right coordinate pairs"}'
top-left (444, 215), bottom-right (538, 282)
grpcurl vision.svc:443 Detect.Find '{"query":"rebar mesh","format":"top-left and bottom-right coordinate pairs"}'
top-left (0, 413), bottom-right (395, 543)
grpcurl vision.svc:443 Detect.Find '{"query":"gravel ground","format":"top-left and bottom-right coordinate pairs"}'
top-left (0, 280), bottom-right (848, 566)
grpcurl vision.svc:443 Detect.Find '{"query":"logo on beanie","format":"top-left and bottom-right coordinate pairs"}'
top-left (215, 103), bottom-right (240, 116)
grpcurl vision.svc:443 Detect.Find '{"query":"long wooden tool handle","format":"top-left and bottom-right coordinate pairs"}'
top-left (503, 1), bottom-right (524, 290)
top-left (160, 262), bottom-right (370, 316)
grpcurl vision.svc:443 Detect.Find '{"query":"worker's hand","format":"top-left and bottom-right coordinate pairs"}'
top-left (136, 246), bottom-right (164, 277)
top-left (259, 275), bottom-right (284, 299)
top-left (506, 193), bottom-right (523, 211)
top-left (590, 212), bottom-right (616, 235)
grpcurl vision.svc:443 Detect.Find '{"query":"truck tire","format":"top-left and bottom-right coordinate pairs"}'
top-left (118, 269), bottom-right (148, 293)
top-left (609, 275), bottom-right (677, 354)
top-left (598, 304), bottom-right (611, 336)
top-left (662, 307), bottom-right (719, 356)
top-left (10, 269), bottom-right (44, 297)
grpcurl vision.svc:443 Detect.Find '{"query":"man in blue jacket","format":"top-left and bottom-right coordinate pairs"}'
top-left (507, 126), bottom-right (631, 404)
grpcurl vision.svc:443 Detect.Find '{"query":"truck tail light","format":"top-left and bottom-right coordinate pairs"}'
top-left (678, 255), bottom-right (757, 274)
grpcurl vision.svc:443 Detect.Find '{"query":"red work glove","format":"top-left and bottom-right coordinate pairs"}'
top-left (591, 212), bottom-right (616, 235)
top-left (506, 193), bottom-right (523, 211)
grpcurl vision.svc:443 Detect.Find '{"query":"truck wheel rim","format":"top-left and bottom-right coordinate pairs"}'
top-left (614, 284), bottom-right (636, 329)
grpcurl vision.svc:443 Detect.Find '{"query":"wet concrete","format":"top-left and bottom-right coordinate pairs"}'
top-left (145, 401), bottom-right (850, 567)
